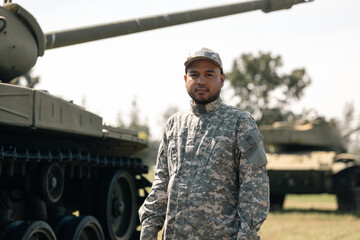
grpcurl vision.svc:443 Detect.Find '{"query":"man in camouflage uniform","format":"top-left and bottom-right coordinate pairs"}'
top-left (139, 48), bottom-right (269, 240)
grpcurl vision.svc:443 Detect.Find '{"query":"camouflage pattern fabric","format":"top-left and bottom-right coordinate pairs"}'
top-left (184, 47), bottom-right (223, 71)
top-left (139, 98), bottom-right (269, 240)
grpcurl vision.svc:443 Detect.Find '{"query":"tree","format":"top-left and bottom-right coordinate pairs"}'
top-left (128, 98), bottom-right (150, 136)
top-left (117, 98), bottom-right (150, 137)
top-left (338, 102), bottom-right (360, 153)
top-left (226, 52), bottom-right (311, 125)
top-left (159, 106), bottom-right (179, 128)
top-left (116, 98), bottom-right (158, 166)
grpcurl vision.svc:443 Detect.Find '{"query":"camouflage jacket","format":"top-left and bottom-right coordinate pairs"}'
top-left (139, 98), bottom-right (269, 240)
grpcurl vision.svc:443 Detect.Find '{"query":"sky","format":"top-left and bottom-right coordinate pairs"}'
top-left (13, 0), bottom-right (360, 139)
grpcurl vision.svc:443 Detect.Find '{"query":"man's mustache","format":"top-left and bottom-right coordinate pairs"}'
top-left (195, 86), bottom-right (209, 91)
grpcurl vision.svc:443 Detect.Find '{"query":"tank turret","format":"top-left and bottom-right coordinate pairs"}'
top-left (261, 119), bottom-right (360, 211)
top-left (261, 118), bottom-right (347, 153)
top-left (0, 1), bottom-right (313, 239)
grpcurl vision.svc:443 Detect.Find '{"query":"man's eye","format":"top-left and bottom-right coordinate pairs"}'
top-left (207, 73), bottom-right (215, 77)
top-left (190, 74), bottom-right (199, 78)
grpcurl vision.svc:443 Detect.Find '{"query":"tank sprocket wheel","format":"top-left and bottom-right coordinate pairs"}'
top-left (36, 162), bottom-right (64, 204)
top-left (1, 220), bottom-right (56, 240)
top-left (96, 170), bottom-right (138, 240)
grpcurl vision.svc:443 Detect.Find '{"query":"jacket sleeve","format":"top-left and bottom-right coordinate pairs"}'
top-left (236, 128), bottom-right (270, 240)
top-left (138, 136), bottom-right (170, 240)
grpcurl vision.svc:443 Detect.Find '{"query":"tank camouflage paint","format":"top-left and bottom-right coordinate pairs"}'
top-left (0, 0), bottom-right (313, 239)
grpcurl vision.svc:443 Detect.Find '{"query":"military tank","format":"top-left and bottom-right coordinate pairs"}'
top-left (0, 0), bottom-right (312, 239)
top-left (261, 118), bottom-right (360, 211)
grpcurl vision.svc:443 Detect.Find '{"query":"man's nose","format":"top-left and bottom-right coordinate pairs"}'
top-left (196, 75), bottom-right (206, 84)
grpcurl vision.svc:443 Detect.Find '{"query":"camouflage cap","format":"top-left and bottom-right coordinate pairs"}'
top-left (184, 47), bottom-right (223, 71)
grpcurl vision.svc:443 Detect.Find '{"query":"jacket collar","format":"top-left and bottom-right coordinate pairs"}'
top-left (190, 97), bottom-right (222, 115)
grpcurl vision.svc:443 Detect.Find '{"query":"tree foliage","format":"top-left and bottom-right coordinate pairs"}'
top-left (338, 102), bottom-right (360, 153)
top-left (226, 52), bottom-right (311, 125)
top-left (160, 106), bottom-right (179, 128)
top-left (117, 98), bottom-right (149, 136)
top-left (116, 98), bottom-right (157, 165)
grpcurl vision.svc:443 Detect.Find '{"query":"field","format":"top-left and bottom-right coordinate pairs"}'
top-left (259, 194), bottom-right (360, 240)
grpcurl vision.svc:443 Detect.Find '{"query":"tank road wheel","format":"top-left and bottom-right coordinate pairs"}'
top-left (334, 167), bottom-right (360, 211)
top-left (0, 221), bottom-right (22, 240)
top-left (96, 170), bottom-right (138, 240)
top-left (270, 194), bottom-right (285, 210)
top-left (53, 215), bottom-right (104, 240)
top-left (36, 163), bottom-right (64, 204)
top-left (0, 221), bottom-right (56, 240)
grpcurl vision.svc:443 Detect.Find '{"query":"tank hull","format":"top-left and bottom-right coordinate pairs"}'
top-left (0, 83), bottom-right (150, 239)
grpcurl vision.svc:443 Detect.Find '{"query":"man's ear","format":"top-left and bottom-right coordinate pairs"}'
top-left (184, 74), bottom-right (187, 83)
top-left (220, 73), bottom-right (225, 87)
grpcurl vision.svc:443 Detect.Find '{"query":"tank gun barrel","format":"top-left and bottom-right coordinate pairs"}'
top-left (45, 0), bottom-right (312, 49)
top-left (0, 0), bottom-right (312, 82)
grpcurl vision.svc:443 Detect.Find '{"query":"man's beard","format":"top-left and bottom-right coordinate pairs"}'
top-left (191, 92), bottom-right (220, 105)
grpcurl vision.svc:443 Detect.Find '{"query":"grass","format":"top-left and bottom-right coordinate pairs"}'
top-left (283, 194), bottom-right (338, 210)
top-left (260, 210), bottom-right (360, 240)
top-left (259, 194), bottom-right (360, 240)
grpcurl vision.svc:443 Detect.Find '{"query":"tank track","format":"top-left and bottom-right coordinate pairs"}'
top-left (0, 144), bottom-right (151, 240)
top-left (0, 145), bottom-right (146, 177)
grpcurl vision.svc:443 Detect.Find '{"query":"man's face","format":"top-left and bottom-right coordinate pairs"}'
top-left (184, 60), bottom-right (225, 105)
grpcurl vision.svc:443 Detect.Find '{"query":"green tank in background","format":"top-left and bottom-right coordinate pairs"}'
top-left (261, 118), bottom-right (360, 211)
top-left (0, 0), bottom-right (313, 239)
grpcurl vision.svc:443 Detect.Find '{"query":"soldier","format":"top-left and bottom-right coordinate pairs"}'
top-left (139, 47), bottom-right (269, 240)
